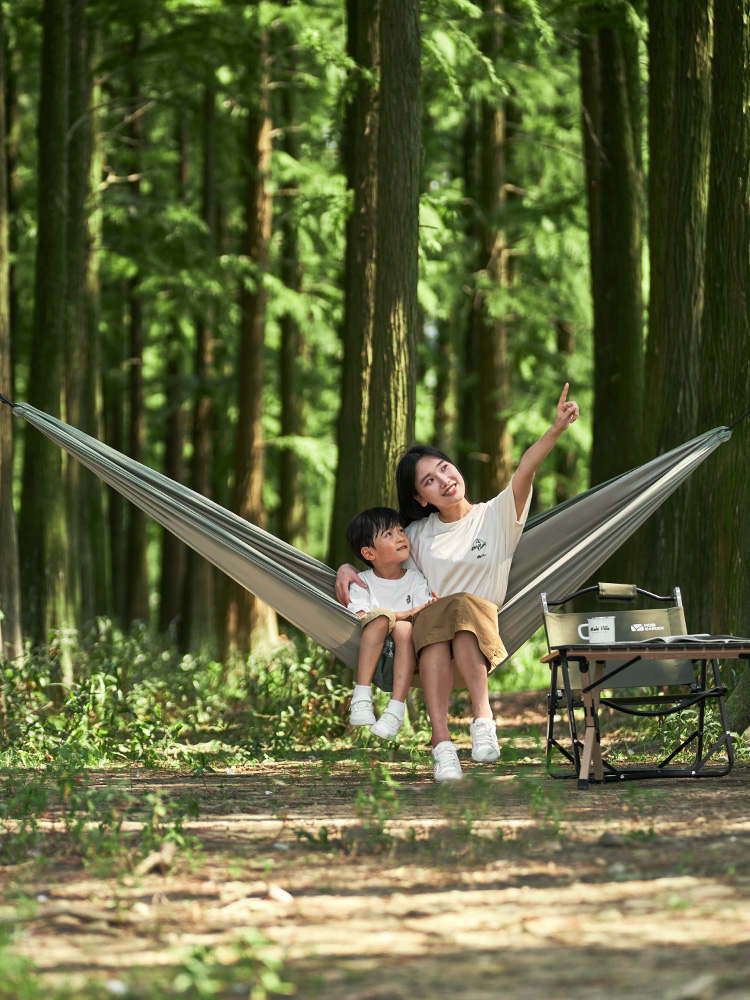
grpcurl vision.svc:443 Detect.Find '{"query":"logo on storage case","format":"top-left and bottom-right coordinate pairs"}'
top-left (631, 623), bottom-right (665, 632)
top-left (471, 537), bottom-right (487, 559)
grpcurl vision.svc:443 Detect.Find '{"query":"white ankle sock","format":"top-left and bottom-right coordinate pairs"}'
top-left (353, 684), bottom-right (372, 700)
top-left (386, 699), bottom-right (405, 719)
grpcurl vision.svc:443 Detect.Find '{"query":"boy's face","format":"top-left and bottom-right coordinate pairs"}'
top-left (362, 524), bottom-right (410, 567)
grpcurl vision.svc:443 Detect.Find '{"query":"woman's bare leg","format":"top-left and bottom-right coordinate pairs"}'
top-left (451, 630), bottom-right (492, 719)
top-left (418, 641), bottom-right (454, 747)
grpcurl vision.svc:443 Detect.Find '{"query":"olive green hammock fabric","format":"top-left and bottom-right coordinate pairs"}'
top-left (7, 400), bottom-right (731, 670)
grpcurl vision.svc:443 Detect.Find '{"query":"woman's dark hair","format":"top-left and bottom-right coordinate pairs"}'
top-left (345, 507), bottom-right (402, 567)
top-left (396, 444), bottom-right (454, 526)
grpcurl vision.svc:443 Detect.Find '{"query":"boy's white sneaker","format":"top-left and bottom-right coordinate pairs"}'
top-left (350, 698), bottom-right (376, 726)
top-left (470, 717), bottom-right (500, 762)
top-left (432, 741), bottom-right (463, 782)
top-left (370, 706), bottom-right (404, 740)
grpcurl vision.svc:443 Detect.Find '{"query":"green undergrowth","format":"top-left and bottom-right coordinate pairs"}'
top-left (0, 923), bottom-right (292, 1000)
top-left (0, 617), bottom-right (551, 774)
top-left (0, 618), bottom-right (363, 770)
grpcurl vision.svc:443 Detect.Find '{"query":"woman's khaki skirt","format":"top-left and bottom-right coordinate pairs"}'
top-left (411, 592), bottom-right (507, 675)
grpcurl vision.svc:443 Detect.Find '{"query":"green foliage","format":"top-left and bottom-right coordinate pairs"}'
top-left (0, 753), bottom-right (200, 866)
top-left (355, 760), bottom-right (401, 835)
top-left (0, 617), bottom-right (356, 765)
top-left (0, 922), bottom-right (292, 1000)
top-left (490, 626), bottom-right (550, 692)
top-left (169, 931), bottom-right (294, 999)
top-left (0, 925), bottom-right (44, 1000)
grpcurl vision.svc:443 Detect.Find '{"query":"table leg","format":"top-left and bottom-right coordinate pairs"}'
top-left (578, 661), bottom-right (604, 789)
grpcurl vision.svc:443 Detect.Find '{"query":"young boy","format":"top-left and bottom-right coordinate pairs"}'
top-left (345, 507), bottom-right (434, 739)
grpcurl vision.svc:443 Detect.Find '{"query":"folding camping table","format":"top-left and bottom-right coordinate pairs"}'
top-left (541, 639), bottom-right (750, 788)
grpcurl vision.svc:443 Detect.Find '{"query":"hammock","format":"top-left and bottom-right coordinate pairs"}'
top-left (4, 398), bottom-right (731, 670)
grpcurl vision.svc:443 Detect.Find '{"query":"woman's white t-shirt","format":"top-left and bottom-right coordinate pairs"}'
top-left (405, 478), bottom-right (531, 608)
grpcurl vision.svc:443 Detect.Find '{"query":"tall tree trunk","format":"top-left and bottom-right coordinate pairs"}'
top-left (432, 310), bottom-right (457, 455)
top-left (581, 12), bottom-right (644, 490)
top-left (83, 23), bottom-right (110, 618)
top-left (64, 0), bottom-right (95, 628)
top-left (641, 0), bottom-right (712, 592)
top-left (475, 0), bottom-right (513, 500)
top-left (645, 0), bottom-right (677, 430)
top-left (159, 320), bottom-right (187, 631)
top-left (5, 36), bottom-right (20, 403)
top-left (180, 83), bottom-right (217, 651)
top-left (277, 34), bottom-right (306, 550)
top-left (159, 115), bottom-right (188, 632)
top-left (221, 26), bottom-right (277, 657)
top-left (329, 0), bottom-right (379, 565)
top-left (124, 29), bottom-right (149, 624)
top-left (0, 0), bottom-right (22, 661)
top-left (458, 108), bottom-right (480, 497)
top-left (104, 295), bottom-right (127, 622)
top-left (554, 319), bottom-right (577, 505)
top-left (18, 0), bottom-right (70, 646)
top-left (691, 0), bottom-right (750, 731)
top-left (360, 0), bottom-right (420, 507)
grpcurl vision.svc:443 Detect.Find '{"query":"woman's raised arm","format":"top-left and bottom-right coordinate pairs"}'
top-left (512, 383), bottom-right (579, 518)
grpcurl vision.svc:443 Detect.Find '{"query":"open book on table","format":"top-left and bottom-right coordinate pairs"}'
top-left (623, 634), bottom-right (750, 645)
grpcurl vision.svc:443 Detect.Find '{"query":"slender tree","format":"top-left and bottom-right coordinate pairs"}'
top-left (475, 0), bottom-right (514, 500)
top-left (580, 7), bottom-right (644, 490)
top-left (5, 24), bottom-right (20, 402)
top-left (690, 0), bottom-right (750, 731)
top-left (221, 19), bottom-right (277, 656)
top-left (458, 108), bottom-right (481, 496)
top-left (82, 23), bottom-right (110, 618)
top-left (103, 296), bottom-right (128, 621)
top-left (18, 0), bottom-right (70, 645)
top-left (180, 82), bottom-right (218, 651)
top-left (277, 26), bottom-right (306, 550)
top-left (640, 0), bottom-right (712, 591)
top-left (0, 0), bottom-right (22, 661)
top-left (64, 0), bottom-right (98, 628)
top-left (554, 320), bottom-right (577, 504)
top-left (123, 27), bottom-right (150, 624)
top-left (158, 113), bottom-right (189, 632)
top-left (329, 0), bottom-right (380, 565)
top-left (360, 0), bottom-right (420, 507)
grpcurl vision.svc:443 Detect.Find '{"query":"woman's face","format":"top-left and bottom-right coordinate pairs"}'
top-left (414, 456), bottom-right (466, 511)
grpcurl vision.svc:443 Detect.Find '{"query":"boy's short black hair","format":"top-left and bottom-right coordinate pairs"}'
top-left (345, 507), bottom-right (403, 568)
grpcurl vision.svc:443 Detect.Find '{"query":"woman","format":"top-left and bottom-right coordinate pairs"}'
top-left (336, 384), bottom-right (579, 780)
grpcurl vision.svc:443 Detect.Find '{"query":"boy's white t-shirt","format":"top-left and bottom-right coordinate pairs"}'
top-left (404, 478), bottom-right (531, 608)
top-left (347, 567), bottom-right (433, 616)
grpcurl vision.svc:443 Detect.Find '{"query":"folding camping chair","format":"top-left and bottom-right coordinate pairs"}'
top-left (541, 582), bottom-right (734, 788)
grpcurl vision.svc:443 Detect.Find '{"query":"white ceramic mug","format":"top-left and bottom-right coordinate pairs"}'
top-left (577, 616), bottom-right (616, 644)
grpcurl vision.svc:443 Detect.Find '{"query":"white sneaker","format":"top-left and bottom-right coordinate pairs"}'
top-left (350, 698), bottom-right (376, 726)
top-left (470, 717), bottom-right (500, 762)
top-left (370, 706), bottom-right (404, 740)
top-left (432, 741), bottom-right (463, 782)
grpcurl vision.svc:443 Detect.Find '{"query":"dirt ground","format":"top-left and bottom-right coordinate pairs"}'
top-left (3, 689), bottom-right (750, 1000)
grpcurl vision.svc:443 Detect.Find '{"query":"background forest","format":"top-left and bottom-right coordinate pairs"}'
top-left (1, 0), bottom-right (750, 728)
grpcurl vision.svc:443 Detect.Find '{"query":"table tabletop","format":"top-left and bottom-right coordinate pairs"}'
top-left (540, 640), bottom-right (750, 663)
